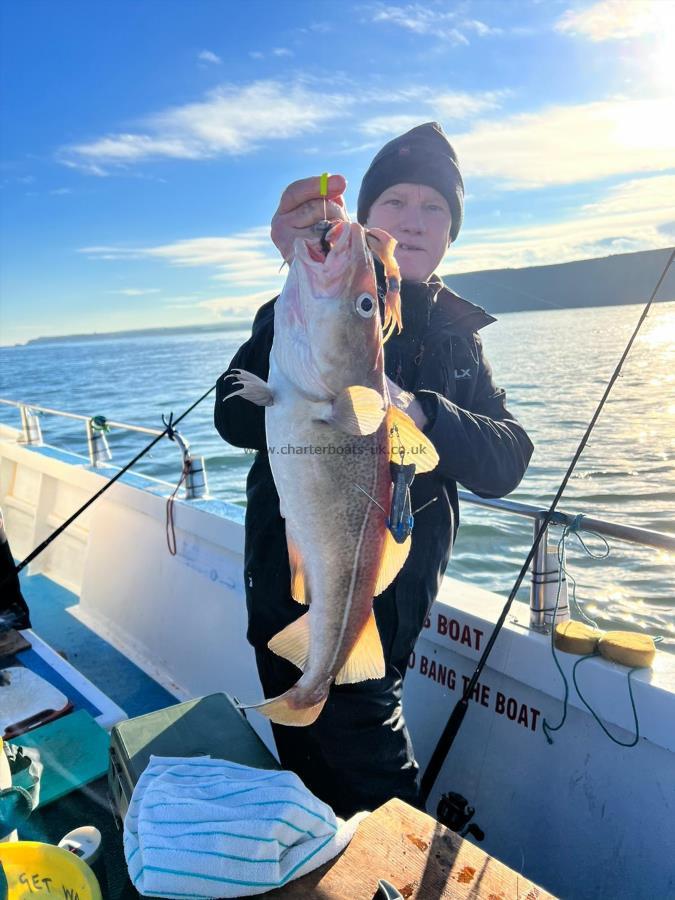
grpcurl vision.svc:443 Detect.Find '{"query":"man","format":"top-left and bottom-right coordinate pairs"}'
top-left (0, 506), bottom-right (31, 632)
top-left (215, 123), bottom-right (533, 817)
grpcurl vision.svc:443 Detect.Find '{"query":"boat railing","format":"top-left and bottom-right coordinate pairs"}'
top-left (458, 490), bottom-right (675, 630)
top-left (2, 398), bottom-right (673, 631)
top-left (0, 398), bottom-right (208, 498)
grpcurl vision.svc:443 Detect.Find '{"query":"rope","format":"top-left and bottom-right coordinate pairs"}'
top-left (571, 654), bottom-right (640, 748)
top-left (0, 384), bottom-right (217, 590)
top-left (542, 519), bottom-right (609, 743)
top-left (543, 519), bottom-right (658, 748)
top-left (166, 461), bottom-right (189, 556)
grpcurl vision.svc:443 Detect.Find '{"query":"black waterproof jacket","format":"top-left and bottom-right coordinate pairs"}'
top-left (215, 274), bottom-right (533, 662)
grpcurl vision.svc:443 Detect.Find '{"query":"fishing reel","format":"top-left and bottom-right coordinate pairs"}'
top-left (436, 791), bottom-right (485, 842)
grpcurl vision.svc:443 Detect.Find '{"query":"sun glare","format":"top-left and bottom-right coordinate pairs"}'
top-left (638, 2), bottom-right (675, 93)
top-left (641, 308), bottom-right (675, 349)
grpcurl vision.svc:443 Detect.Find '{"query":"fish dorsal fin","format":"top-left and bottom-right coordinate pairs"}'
top-left (335, 611), bottom-right (386, 685)
top-left (387, 406), bottom-right (439, 474)
top-left (373, 527), bottom-right (411, 597)
top-left (268, 612), bottom-right (310, 672)
top-left (287, 535), bottom-right (309, 605)
top-left (330, 385), bottom-right (386, 436)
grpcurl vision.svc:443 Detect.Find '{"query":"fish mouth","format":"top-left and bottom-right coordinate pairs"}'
top-left (302, 220), bottom-right (351, 264)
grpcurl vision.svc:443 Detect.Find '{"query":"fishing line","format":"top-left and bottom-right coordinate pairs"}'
top-left (420, 246), bottom-right (675, 806)
top-left (543, 520), bottom-right (663, 748)
top-left (0, 384), bottom-right (217, 591)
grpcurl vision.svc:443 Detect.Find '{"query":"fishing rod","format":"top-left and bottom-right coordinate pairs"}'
top-left (419, 246), bottom-right (675, 807)
top-left (0, 384), bottom-right (217, 592)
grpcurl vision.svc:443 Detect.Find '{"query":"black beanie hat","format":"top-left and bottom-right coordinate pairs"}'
top-left (357, 121), bottom-right (464, 243)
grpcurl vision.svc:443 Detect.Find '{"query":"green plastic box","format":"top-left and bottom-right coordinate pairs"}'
top-left (108, 693), bottom-right (280, 821)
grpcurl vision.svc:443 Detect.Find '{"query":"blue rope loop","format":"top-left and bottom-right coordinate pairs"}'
top-left (571, 655), bottom-right (640, 748)
top-left (542, 518), bottom-right (652, 748)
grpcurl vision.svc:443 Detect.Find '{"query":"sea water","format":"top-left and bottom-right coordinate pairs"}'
top-left (1, 301), bottom-right (673, 648)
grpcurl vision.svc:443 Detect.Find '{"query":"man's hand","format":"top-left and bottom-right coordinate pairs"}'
top-left (271, 174), bottom-right (349, 263)
top-left (386, 376), bottom-right (429, 430)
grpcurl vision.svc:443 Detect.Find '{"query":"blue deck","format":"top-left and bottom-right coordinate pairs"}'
top-left (19, 569), bottom-right (176, 718)
top-left (9, 571), bottom-right (179, 897)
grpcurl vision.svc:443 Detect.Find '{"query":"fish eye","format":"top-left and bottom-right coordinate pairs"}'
top-left (355, 293), bottom-right (376, 318)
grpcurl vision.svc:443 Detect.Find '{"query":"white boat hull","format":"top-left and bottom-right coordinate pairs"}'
top-left (2, 424), bottom-right (673, 899)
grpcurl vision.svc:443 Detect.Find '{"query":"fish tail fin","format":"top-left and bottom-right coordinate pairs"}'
top-left (245, 690), bottom-right (327, 727)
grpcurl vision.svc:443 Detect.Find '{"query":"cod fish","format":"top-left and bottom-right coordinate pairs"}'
top-left (227, 221), bottom-right (438, 726)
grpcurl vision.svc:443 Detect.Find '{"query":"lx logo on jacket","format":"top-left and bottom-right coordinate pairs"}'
top-left (454, 368), bottom-right (472, 379)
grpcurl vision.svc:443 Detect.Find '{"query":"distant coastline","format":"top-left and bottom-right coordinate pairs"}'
top-left (12, 246), bottom-right (675, 347)
top-left (444, 246), bottom-right (674, 315)
top-left (21, 319), bottom-right (253, 347)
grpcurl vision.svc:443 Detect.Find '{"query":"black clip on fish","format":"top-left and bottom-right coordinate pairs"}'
top-left (311, 219), bottom-right (334, 257)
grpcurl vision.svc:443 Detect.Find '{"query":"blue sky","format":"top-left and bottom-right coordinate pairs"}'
top-left (1, 0), bottom-right (674, 345)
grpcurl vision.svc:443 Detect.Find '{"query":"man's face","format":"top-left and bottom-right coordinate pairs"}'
top-left (366, 182), bottom-right (452, 281)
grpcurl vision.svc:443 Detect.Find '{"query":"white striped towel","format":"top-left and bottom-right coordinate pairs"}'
top-left (123, 755), bottom-right (368, 898)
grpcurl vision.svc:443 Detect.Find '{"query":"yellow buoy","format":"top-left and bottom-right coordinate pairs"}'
top-left (0, 841), bottom-right (102, 900)
top-left (554, 620), bottom-right (604, 655)
top-left (598, 631), bottom-right (656, 668)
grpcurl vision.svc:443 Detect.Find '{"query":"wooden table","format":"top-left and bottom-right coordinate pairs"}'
top-left (267, 798), bottom-right (555, 899)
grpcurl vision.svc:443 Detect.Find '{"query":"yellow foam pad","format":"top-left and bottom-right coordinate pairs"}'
top-left (598, 631), bottom-right (656, 668)
top-left (554, 620), bottom-right (604, 655)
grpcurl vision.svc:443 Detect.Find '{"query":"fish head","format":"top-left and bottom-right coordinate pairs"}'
top-left (274, 221), bottom-right (399, 398)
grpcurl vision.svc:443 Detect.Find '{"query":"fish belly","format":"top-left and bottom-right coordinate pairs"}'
top-left (266, 380), bottom-right (389, 683)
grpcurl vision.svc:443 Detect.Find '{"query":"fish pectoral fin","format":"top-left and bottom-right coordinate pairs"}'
top-left (324, 385), bottom-right (386, 436)
top-left (335, 611), bottom-right (386, 685)
top-left (387, 406), bottom-right (439, 473)
top-left (373, 529), bottom-right (411, 597)
top-left (268, 612), bottom-right (311, 671)
top-left (287, 535), bottom-right (309, 605)
top-left (224, 369), bottom-right (275, 407)
top-left (245, 692), bottom-right (326, 727)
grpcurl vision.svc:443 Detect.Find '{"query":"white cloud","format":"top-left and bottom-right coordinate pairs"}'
top-left (249, 51), bottom-right (264, 60)
top-left (108, 288), bottom-right (161, 296)
top-left (49, 187), bottom-right (71, 195)
top-left (372, 4), bottom-right (467, 43)
top-left (80, 226), bottom-right (285, 292)
top-left (61, 81), bottom-right (351, 173)
top-left (198, 49), bottom-right (222, 64)
top-left (555, 0), bottom-right (667, 41)
top-left (433, 90), bottom-right (506, 120)
top-left (464, 19), bottom-right (502, 38)
top-left (444, 174), bottom-right (675, 273)
top-left (361, 114), bottom-right (432, 137)
top-left (369, 3), bottom-right (500, 43)
top-left (272, 47), bottom-right (293, 57)
top-left (360, 90), bottom-right (507, 138)
top-left (66, 134), bottom-right (201, 165)
top-left (196, 290), bottom-right (276, 319)
top-left (454, 96), bottom-right (675, 189)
